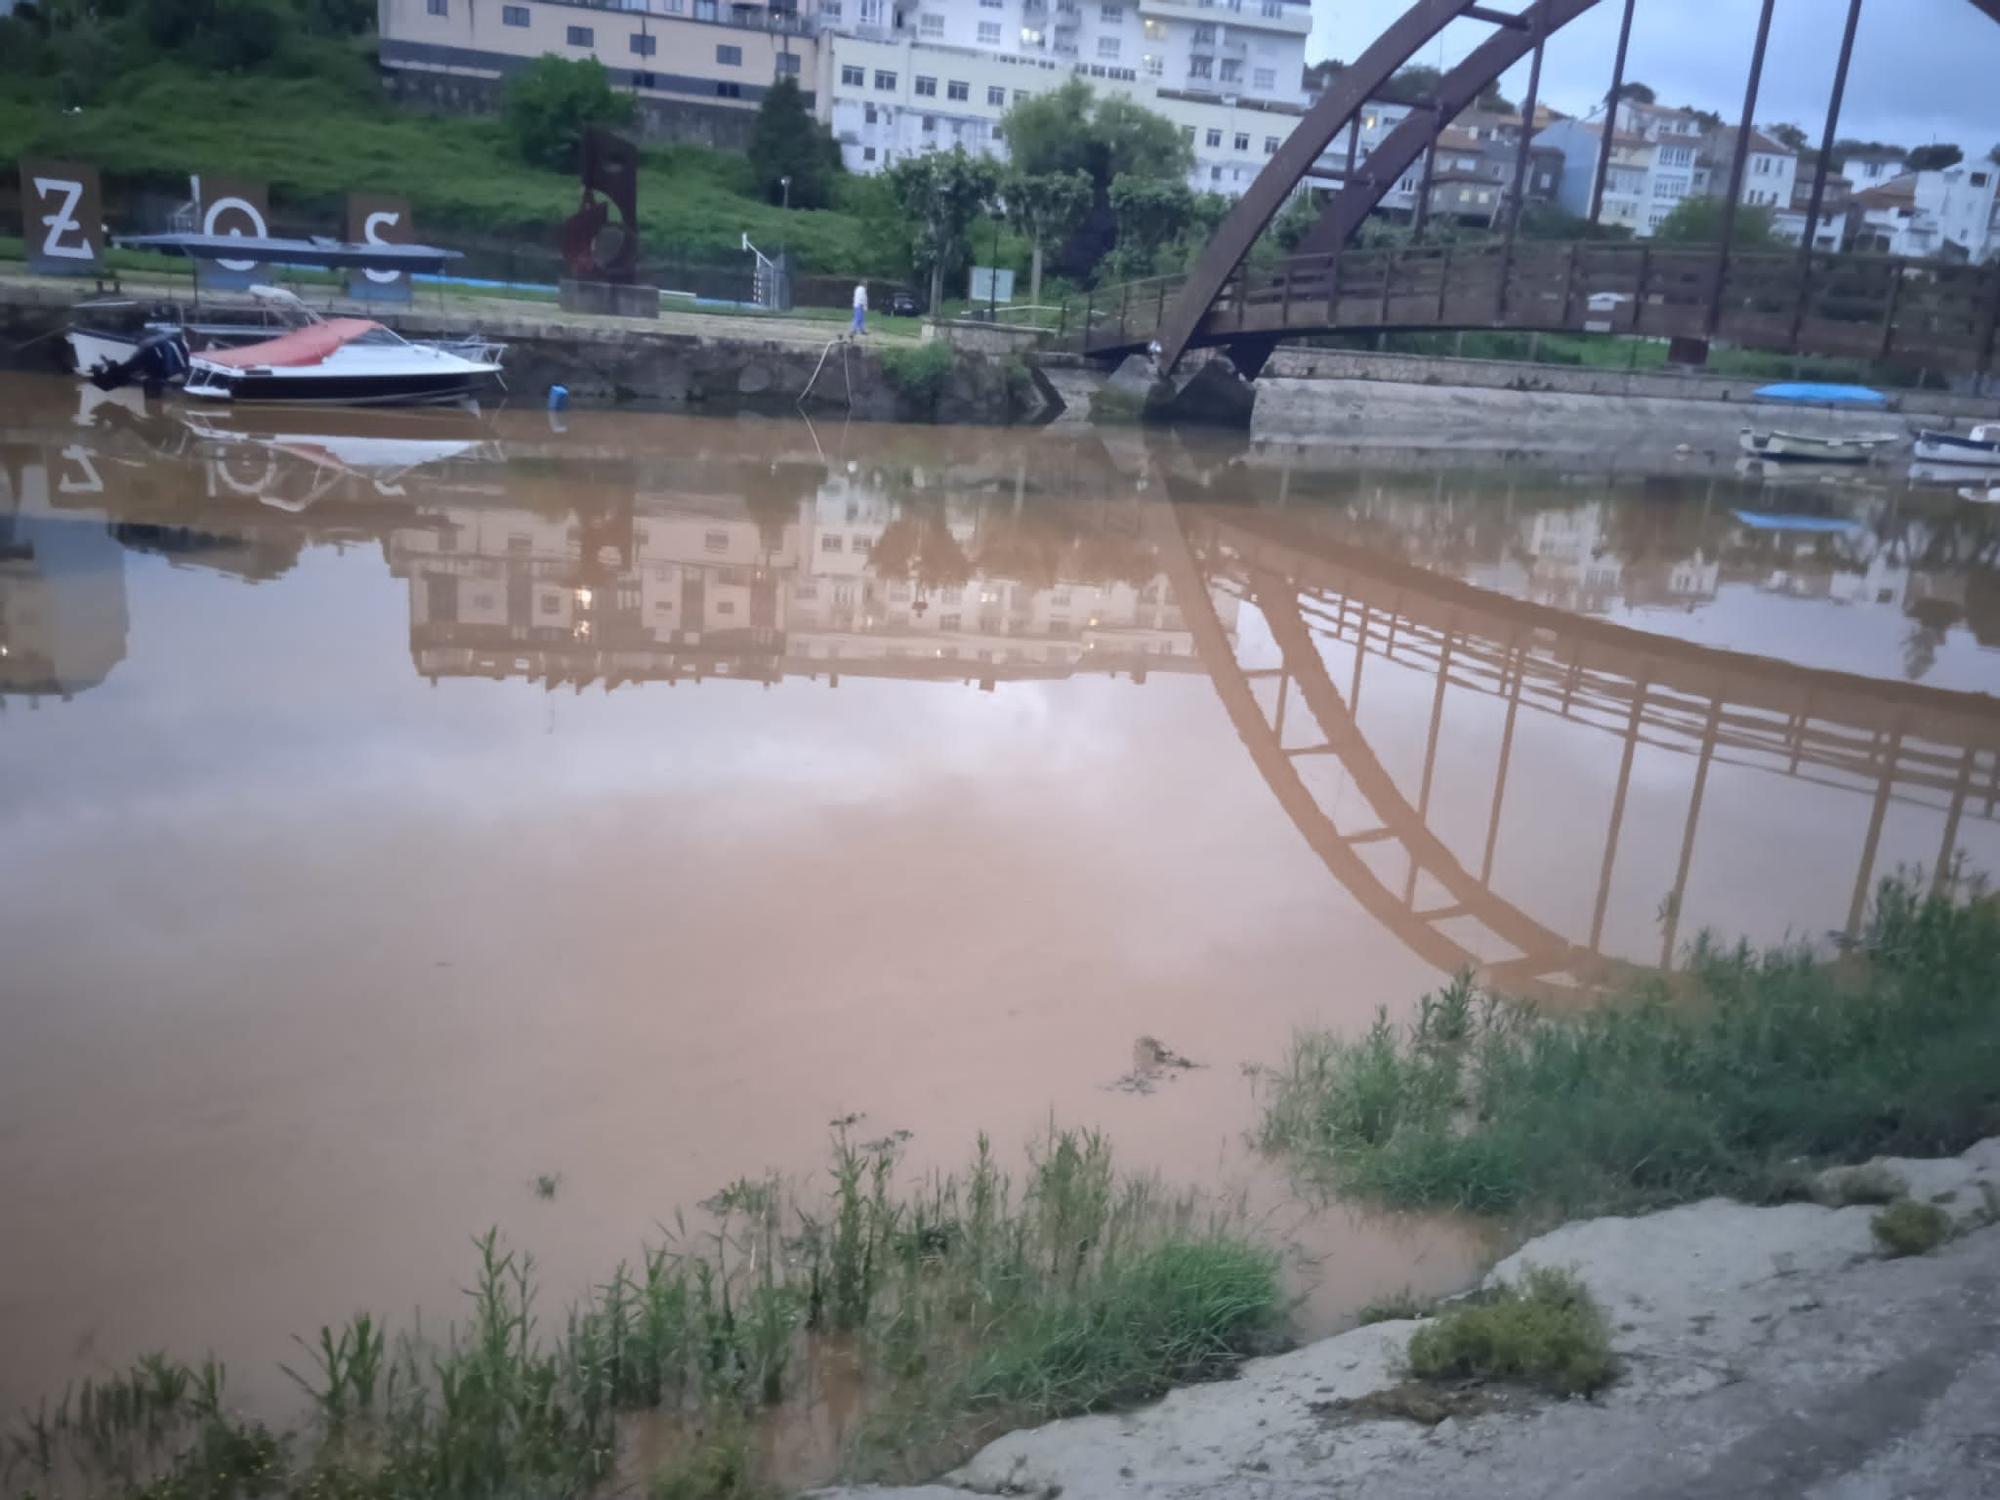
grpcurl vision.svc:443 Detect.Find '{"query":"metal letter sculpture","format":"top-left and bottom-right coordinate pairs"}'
top-left (561, 129), bottom-right (640, 284)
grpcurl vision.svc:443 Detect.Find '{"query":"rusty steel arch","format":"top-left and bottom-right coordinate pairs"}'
top-left (1155, 0), bottom-right (2000, 373)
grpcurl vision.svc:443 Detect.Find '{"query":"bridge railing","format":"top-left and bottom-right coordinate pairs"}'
top-left (1066, 241), bottom-right (2000, 374)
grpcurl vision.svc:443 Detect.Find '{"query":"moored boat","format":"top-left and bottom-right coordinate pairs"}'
top-left (183, 317), bottom-right (503, 406)
top-left (1913, 425), bottom-right (2000, 467)
top-left (1737, 428), bottom-right (1901, 464)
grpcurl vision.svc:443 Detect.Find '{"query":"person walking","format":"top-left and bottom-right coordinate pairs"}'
top-left (851, 281), bottom-right (868, 336)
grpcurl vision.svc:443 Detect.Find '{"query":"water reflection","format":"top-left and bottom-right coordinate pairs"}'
top-left (2, 376), bottom-right (1999, 1419)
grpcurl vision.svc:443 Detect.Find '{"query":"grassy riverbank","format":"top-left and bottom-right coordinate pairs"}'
top-left (1259, 877), bottom-right (2000, 1220)
top-left (3, 1128), bottom-right (1281, 1500)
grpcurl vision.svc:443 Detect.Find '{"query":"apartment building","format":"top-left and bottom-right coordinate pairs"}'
top-left (816, 0), bottom-right (1314, 197)
top-left (376, 0), bottom-right (818, 147)
top-left (1853, 162), bottom-right (2000, 262)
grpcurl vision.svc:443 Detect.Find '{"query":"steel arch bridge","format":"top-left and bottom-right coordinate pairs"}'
top-left (1071, 0), bottom-right (2000, 379)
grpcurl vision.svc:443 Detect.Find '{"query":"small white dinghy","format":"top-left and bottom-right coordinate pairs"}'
top-left (1738, 428), bottom-right (1902, 464)
top-left (1913, 424), bottom-right (2000, 467)
top-left (1958, 483), bottom-right (2000, 506)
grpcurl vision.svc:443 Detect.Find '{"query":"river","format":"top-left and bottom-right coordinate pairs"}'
top-left (3, 374), bottom-right (1998, 1451)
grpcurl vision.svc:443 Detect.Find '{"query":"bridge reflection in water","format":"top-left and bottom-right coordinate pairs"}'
top-left (7, 395), bottom-right (1999, 998)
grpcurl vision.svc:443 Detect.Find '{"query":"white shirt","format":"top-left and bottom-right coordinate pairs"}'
top-left (853, 285), bottom-right (868, 310)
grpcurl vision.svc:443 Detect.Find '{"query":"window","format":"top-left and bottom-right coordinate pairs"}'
top-left (920, 11), bottom-right (944, 36)
top-left (502, 4), bottom-right (528, 24)
top-left (630, 32), bottom-right (656, 55)
top-left (1193, 23), bottom-right (1215, 42)
top-left (915, 75), bottom-right (937, 96)
top-left (821, 535), bottom-right (843, 553)
top-left (987, 84), bottom-right (1005, 105)
top-left (1101, 2), bottom-right (1123, 18)
top-left (716, 81), bottom-right (740, 97)
top-left (1096, 36), bottom-right (1120, 58)
top-left (1188, 55), bottom-right (1212, 79)
top-left (426, 0), bottom-right (445, 14)
top-left (776, 53), bottom-right (800, 74)
top-left (1020, 25), bottom-right (1044, 45)
top-left (1014, 88), bottom-right (1029, 102)
top-left (633, 70), bottom-right (655, 88)
top-left (539, 593), bottom-right (561, 617)
top-left (979, 22), bottom-right (1002, 45)
top-left (922, 114), bottom-right (936, 131)
top-left (1263, 0), bottom-right (1282, 15)
top-left (715, 600), bottom-right (737, 618)
top-left (1210, 166), bottom-right (1222, 181)
top-left (1181, 124), bottom-right (1195, 140)
top-left (862, 145), bottom-right (877, 161)
top-left (1220, 58), bottom-right (1241, 82)
top-left (1233, 132), bottom-right (1249, 151)
top-left (875, 69), bottom-right (896, 89)
top-left (863, 103), bottom-right (877, 123)
top-left (841, 64), bottom-right (865, 86)
top-left (947, 79), bottom-right (968, 100)
top-left (567, 24), bottom-right (593, 44)
top-left (1253, 66), bottom-right (1275, 90)
top-left (1205, 128), bottom-right (1222, 147)
top-left (1973, 172), bottom-right (1991, 188)
top-left (1143, 52), bottom-right (1162, 76)
top-left (1264, 135), bottom-right (1279, 154)
top-left (716, 44), bottom-right (741, 65)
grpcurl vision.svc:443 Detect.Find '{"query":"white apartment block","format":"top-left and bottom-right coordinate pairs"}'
top-left (818, 0), bottom-right (1313, 198)
top-left (1854, 163), bottom-right (2000, 262)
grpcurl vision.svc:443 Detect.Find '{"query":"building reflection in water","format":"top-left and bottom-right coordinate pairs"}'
top-left (11, 390), bottom-right (2000, 993)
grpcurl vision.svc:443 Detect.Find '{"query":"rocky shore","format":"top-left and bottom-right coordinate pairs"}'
top-left (818, 1139), bottom-right (2000, 1499)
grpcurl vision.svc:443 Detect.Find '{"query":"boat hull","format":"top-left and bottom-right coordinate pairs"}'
top-left (1913, 430), bottom-right (2000, 467)
top-left (183, 366), bottom-right (501, 406)
top-left (66, 328), bottom-right (142, 376)
top-left (1737, 429), bottom-right (1879, 464)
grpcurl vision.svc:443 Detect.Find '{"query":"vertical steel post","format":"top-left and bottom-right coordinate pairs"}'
top-left (1711, 0), bottom-right (1779, 336)
top-left (1792, 0), bottom-right (1865, 349)
top-left (1588, 0), bottom-right (1639, 228)
top-left (1498, 12), bottom-right (1548, 325)
top-left (1412, 105), bottom-right (1440, 243)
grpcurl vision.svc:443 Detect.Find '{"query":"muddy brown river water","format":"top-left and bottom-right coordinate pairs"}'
top-left (3, 374), bottom-right (1999, 1457)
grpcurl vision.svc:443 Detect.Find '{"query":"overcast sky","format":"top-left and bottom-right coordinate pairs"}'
top-left (1310, 0), bottom-right (2000, 156)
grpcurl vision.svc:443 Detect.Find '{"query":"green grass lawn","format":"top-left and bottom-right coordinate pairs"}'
top-left (0, 62), bottom-right (905, 277)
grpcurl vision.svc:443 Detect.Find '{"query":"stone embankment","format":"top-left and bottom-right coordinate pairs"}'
top-left (819, 1139), bottom-right (2000, 1500)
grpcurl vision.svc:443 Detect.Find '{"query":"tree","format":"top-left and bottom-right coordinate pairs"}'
top-left (1477, 85), bottom-right (1517, 115)
top-left (1653, 195), bottom-right (1779, 249)
top-left (1906, 143), bottom-right (1964, 172)
top-left (1379, 65), bottom-right (1443, 105)
top-left (1002, 79), bottom-right (1189, 193)
top-left (1003, 169), bottom-right (1091, 305)
top-left (1768, 122), bottom-right (1810, 153)
top-left (886, 147), bottom-right (1001, 312)
top-left (747, 73), bottom-right (841, 209)
top-left (1989, 143), bottom-right (2000, 166)
top-left (1620, 81), bottom-right (1657, 105)
top-left (502, 55), bottom-right (635, 172)
top-left (1270, 191), bottom-right (1319, 252)
top-left (1103, 174), bottom-right (1194, 280)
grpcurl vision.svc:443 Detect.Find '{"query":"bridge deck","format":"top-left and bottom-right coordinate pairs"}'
top-left (1076, 243), bottom-right (2000, 374)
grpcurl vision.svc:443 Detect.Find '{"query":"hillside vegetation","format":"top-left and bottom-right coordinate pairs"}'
top-left (0, 47), bottom-right (906, 274)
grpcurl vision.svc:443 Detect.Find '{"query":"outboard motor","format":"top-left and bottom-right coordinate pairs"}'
top-left (88, 329), bottom-right (190, 396)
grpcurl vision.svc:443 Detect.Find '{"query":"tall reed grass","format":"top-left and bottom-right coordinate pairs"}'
top-left (1258, 877), bottom-right (2000, 1219)
top-left (6, 1126), bottom-right (1282, 1499)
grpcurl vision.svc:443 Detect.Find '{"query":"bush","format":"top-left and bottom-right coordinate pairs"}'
top-left (1872, 1198), bottom-right (1951, 1257)
top-left (879, 340), bottom-right (957, 412)
top-left (1406, 1268), bottom-right (1614, 1396)
top-left (501, 54), bottom-right (636, 172)
top-left (1258, 880), bottom-right (2000, 1219)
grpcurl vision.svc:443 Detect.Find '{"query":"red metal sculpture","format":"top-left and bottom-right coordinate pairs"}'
top-left (561, 128), bottom-right (641, 284)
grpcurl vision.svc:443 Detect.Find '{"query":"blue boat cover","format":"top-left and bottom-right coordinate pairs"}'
top-left (1731, 510), bottom-right (1864, 534)
top-left (1753, 382), bottom-right (1888, 407)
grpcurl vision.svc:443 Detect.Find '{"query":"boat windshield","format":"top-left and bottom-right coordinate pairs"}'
top-left (348, 327), bottom-right (410, 348)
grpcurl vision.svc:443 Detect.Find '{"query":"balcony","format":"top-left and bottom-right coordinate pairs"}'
top-left (1137, 0), bottom-right (1310, 37)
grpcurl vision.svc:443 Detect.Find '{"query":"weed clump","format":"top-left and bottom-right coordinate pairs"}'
top-left (1405, 1268), bottom-right (1614, 1397)
top-left (4, 1127), bottom-right (1280, 1500)
top-left (1258, 880), bottom-right (2000, 1219)
top-left (1871, 1198), bottom-right (1952, 1257)
top-left (1354, 1289), bottom-right (1436, 1326)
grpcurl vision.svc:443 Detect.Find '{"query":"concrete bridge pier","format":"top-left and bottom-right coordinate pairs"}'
top-left (1095, 344), bottom-right (1269, 428)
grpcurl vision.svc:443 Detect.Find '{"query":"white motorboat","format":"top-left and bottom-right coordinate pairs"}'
top-left (1913, 424), bottom-right (2000, 467)
top-left (1738, 428), bottom-right (1902, 464)
top-left (1959, 483), bottom-right (2000, 506)
top-left (183, 315), bottom-right (503, 406)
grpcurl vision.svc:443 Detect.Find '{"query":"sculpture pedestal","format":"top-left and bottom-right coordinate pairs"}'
top-left (559, 280), bottom-right (661, 319)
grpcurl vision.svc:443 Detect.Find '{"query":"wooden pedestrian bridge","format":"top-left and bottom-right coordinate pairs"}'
top-left (1065, 242), bottom-right (2000, 380)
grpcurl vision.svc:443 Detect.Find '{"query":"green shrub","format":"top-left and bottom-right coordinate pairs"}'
top-left (1258, 880), bottom-right (2000, 1219)
top-left (501, 55), bottom-right (636, 171)
top-left (1872, 1198), bottom-right (1951, 1257)
top-left (879, 341), bottom-right (957, 412)
top-left (1406, 1268), bottom-right (1614, 1396)
top-left (1355, 1289), bottom-right (1436, 1326)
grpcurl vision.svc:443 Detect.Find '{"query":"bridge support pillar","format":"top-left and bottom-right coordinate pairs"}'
top-left (1091, 349), bottom-right (1261, 428)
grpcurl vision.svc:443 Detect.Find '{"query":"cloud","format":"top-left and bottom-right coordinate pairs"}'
top-left (1313, 0), bottom-right (2000, 156)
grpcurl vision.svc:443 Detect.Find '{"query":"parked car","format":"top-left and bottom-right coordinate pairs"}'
top-left (888, 290), bottom-right (923, 318)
